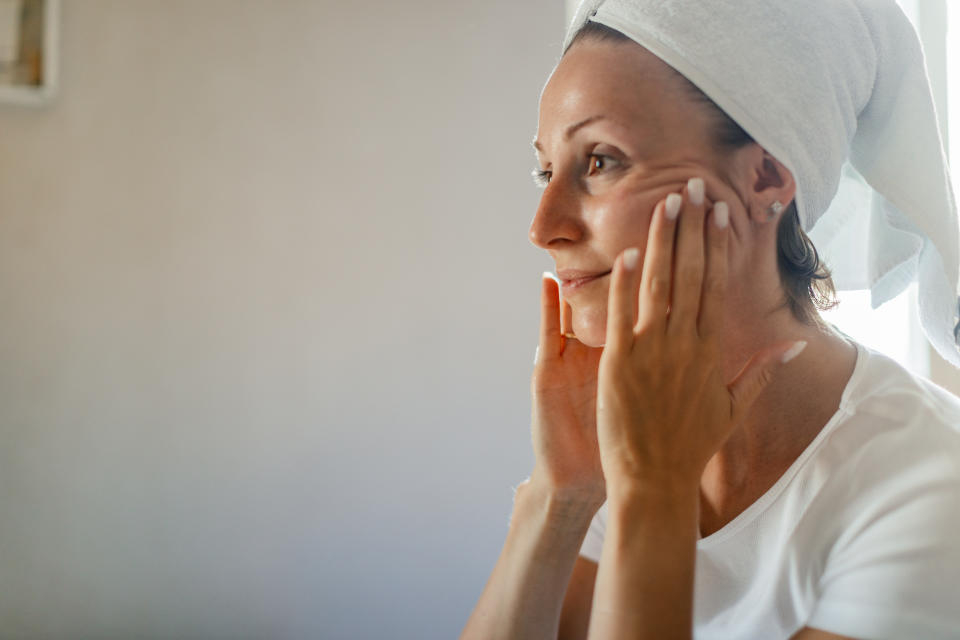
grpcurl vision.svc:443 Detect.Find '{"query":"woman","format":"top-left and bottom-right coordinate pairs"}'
top-left (463, 1), bottom-right (960, 638)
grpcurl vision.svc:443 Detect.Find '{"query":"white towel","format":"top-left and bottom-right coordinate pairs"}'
top-left (563, 0), bottom-right (960, 367)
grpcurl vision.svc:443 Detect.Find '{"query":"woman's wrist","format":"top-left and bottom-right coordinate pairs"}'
top-left (513, 477), bottom-right (605, 534)
top-left (605, 476), bottom-right (700, 522)
top-left (520, 474), bottom-right (605, 510)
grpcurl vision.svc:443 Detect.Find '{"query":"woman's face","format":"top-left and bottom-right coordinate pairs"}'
top-left (531, 37), bottom-right (738, 347)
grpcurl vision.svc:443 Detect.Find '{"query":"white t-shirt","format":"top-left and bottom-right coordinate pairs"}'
top-left (579, 341), bottom-right (960, 639)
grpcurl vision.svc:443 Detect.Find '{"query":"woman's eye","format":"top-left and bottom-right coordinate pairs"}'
top-left (531, 168), bottom-right (552, 188)
top-left (587, 154), bottom-right (614, 175)
top-left (532, 154), bottom-right (617, 188)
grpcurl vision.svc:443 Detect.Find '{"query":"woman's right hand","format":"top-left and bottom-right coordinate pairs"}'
top-left (526, 273), bottom-right (606, 504)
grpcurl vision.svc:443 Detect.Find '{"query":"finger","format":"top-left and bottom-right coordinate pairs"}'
top-left (561, 296), bottom-right (574, 337)
top-left (668, 177), bottom-right (707, 335)
top-left (728, 340), bottom-right (807, 423)
top-left (698, 201), bottom-right (730, 341)
top-left (539, 273), bottom-right (562, 360)
top-left (559, 295), bottom-right (576, 351)
top-left (606, 247), bottom-right (642, 352)
top-left (637, 196), bottom-right (679, 331)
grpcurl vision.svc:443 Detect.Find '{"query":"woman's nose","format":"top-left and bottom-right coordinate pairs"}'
top-left (528, 179), bottom-right (584, 249)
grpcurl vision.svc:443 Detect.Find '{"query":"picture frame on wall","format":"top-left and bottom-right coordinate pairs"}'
top-left (0, 0), bottom-right (58, 106)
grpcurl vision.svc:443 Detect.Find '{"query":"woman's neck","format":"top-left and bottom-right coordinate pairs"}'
top-left (698, 306), bottom-right (858, 533)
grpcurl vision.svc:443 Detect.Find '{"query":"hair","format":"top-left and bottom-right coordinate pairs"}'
top-left (567, 22), bottom-right (838, 325)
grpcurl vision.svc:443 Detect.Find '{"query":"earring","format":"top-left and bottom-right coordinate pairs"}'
top-left (768, 201), bottom-right (785, 218)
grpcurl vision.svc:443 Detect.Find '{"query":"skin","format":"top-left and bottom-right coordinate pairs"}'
top-left (528, 36), bottom-right (860, 638)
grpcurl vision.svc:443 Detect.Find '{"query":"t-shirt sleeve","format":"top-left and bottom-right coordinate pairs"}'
top-left (579, 501), bottom-right (607, 563)
top-left (806, 444), bottom-right (960, 640)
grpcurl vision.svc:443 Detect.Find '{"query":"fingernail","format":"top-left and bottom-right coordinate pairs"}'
top-left (714, 202), bottom-right (729, 229)
top-left (543, 271), bottom-right (559, 284)
top-left (781, 340), bottom-right (808, 363)
top-left (534, 345), bottom-right (540, 365)
top-left (687, 177), bottom-right (705, 206)
top-left (665, 193), bottom-right (682, 220)
top-left (623, 247), bottom-right (639, 270)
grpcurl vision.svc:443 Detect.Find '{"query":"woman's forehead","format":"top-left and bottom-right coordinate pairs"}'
top-left (536, 41), bottom-right (700, 151)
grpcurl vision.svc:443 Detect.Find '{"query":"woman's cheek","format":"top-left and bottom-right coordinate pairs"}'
top-left (593, 188), bottom-right (660, 246)
top-left (572, 189), bottom-right (662, 347)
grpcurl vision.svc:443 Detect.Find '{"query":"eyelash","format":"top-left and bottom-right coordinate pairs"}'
top-left (532, 167), bottom-right (551, 188)
top-left (532, 154), bottom-right (615, 188)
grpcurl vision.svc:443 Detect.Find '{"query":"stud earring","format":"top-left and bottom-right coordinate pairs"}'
top-left (768, 201), bottom-right (785, 218)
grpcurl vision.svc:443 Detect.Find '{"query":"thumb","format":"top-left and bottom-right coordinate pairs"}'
top-left (728, 340), bottom-right (807, 421)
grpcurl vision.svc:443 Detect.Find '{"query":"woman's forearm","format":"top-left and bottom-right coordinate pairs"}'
top-left (587, 482), bottom-right (700, 640)
top-left (461, 480), bottom-right (603, 640)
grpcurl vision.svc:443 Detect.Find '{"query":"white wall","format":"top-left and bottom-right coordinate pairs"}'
top-left (0, 2), bottom-right (563, 637)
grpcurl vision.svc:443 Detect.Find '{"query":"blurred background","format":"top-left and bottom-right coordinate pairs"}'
top-left (0, 1), bottom-right (958, 638)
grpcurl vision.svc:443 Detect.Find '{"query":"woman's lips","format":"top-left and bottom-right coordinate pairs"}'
top-left (559, 269), bottom-right (612, 295)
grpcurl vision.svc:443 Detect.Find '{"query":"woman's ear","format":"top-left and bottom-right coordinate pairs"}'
top-left (745, 146), bottom-right (797, 224)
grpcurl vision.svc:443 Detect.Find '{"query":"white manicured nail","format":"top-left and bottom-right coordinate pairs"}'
top-left (665, 193), bottom-right (682, 220)
top-left (687, 177), bottom-right (705, 206)
top-left (534, 345), bottom-right (540, 365)
top-left (782, 340), bottom-right (808, 363)
top-left (623, 247), bottom-right (639, 270)
top-left (714, 202), bottom-right (729, 229)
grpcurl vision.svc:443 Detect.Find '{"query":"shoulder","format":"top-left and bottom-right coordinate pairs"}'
top-left (846, 346), bottom-right (960, 427)
top-left (804, 344), bottom-right (960, 553)
top-left (801, 347), bottom-right (960, 638)
top-left (821, 344), bottom-right (960, 471)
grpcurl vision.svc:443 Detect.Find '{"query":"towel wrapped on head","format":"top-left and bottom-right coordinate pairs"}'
top-left (563, 0), bottom-right (960, 366)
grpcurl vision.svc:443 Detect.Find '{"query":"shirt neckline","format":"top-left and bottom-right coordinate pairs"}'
top-left (696, 340), bottom-right (868, 547)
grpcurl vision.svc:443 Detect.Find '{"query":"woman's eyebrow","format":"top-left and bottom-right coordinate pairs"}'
top-left (532, 114), bottom-right (608, 152)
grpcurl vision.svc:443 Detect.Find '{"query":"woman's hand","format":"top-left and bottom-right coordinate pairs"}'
top-left (595, 178), bottom-right (804, 496)
top-left (526, 274), bottom-right (606, 504)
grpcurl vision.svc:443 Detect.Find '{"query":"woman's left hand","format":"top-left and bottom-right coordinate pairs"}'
top-left (595, 178), bottom-right (804, 496)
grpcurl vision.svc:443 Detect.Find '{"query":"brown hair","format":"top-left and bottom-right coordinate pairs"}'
top-left (567, 22), bottom-right (837, 324)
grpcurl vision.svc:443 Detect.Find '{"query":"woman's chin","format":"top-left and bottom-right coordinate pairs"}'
top-left (571, 310), bottom-right (607, 348)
